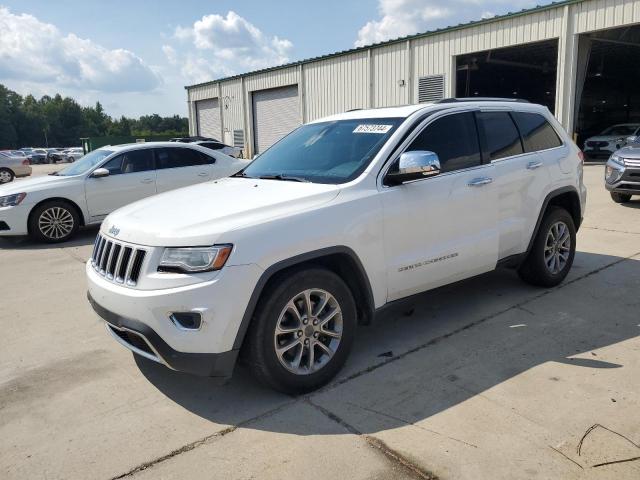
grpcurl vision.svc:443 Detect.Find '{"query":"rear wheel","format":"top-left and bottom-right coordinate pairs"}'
top-left (244, 268), bottom-right (356, 394)
top-left (610, 192), bottom-right (631, 203)
top-left (518, 206), bottom-right (576, 287)
top-left (0, 168), bottom-right (14, 184)
top-left (29, 201), bottom-right (80, 243)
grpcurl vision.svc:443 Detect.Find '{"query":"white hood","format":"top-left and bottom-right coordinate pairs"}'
top-left (0, 173), bottom-right (77, 197)
top-left (102, 177), bottom-right (341, 246)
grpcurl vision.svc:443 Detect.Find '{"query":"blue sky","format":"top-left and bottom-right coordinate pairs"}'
top-left (0, 0), bottom-right (548, 118)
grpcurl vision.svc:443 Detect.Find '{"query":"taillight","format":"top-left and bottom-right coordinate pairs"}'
top-left (22, 159), bottom-right (29, 165)
top-left (577, 150), bottom-right (585, 163)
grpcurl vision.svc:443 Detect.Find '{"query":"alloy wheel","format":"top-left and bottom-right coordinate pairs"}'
top-left (273, 289), bottom-right (343, 375)
top-left (38, 207), bottom-right (74, 240)
top-left (0, 170), bottom-right (12, 183)
top-left (544, 221), bottom-right (571, 274)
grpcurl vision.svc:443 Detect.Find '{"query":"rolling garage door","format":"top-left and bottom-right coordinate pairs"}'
top-left (196, 98), bottom-right (221, 140)
top-left (252, 85), bottom-right (300, 154)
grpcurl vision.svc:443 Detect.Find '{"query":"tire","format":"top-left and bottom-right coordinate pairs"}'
top-left (244, 267), bottom-right (357, 394)
top-left (0, 168), bottom-right (14, 184)
top-left (518, 206), bottom-right (576, 288)
top-left (610, 192), bottom-right (631, 203)
top-left (28, 200), bottom-right (80, 243)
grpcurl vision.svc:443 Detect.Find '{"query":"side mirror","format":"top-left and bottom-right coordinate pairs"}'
top-left (386, 151), bottom-right (441, 185)
top-left (91, 168), bottom-right (110, 178)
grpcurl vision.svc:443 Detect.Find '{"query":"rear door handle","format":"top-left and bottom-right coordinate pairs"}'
top-left (140, 178), bottom-right (154, 184)
top-left (527, 161), bottom-right (543, 170)
top-left (197, 172), bottom-right (209, 177)
top-left (467, 177), bottom-right (493, 187)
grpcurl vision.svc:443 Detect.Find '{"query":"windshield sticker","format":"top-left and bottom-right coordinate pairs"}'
top-left (353, 124), bottom-right (393, 134)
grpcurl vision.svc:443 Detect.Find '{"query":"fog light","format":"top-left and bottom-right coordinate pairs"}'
top-left (169, 312), bottom-right (202, 330)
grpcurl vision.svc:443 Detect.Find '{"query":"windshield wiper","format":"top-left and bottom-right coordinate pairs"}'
top-left (258, 174), bottom-right (310, 183)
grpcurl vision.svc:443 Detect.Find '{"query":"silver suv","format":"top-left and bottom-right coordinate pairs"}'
top-left (605, 146), bottom-right (640, 203)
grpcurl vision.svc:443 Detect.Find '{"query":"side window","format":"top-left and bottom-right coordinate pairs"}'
top-left (512, 112), bottom-right (563, 152)
top-left (477, 112), bottom-right (524, 161)
top-left (101, 150), bottom-right (154, 175)
top-left (156, 148), bottom-right (213, 169)
top-left (406, 112), bottom-right (482, 173)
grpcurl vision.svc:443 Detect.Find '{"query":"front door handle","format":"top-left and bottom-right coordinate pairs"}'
top-left (197, 172), bottom-right (209, 177)
top-left (467, 177), bottom-right (493, 187)
top-left (527, 161), bottom-right (543, 170)
top-left (140, 178), bottom-right (154, 184)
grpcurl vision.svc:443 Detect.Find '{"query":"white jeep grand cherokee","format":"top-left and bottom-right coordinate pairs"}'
top-left (87, 99), bottom-right (587, 393)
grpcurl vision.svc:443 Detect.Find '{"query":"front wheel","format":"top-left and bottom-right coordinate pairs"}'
top-left (28, 201), bottom-right (80, 243)
top-left (518, 206), bottom-right (576, 287)
top-left (0, 168), bottom-right (14, 184)
top-left (244, 268), bottom-right (356, 394)
top-left (610, 192), bottom-right (631, 203)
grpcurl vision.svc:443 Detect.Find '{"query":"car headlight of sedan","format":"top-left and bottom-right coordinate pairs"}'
top-left (158, 245), bottom-right (233, 273)
top-left (0, 192), bottom-right (27, 207)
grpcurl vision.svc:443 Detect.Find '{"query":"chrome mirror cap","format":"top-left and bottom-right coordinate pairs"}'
top-left (91, 168), bottom-right (110, 178)
top-left (397, 151), bottom-right (441, 177)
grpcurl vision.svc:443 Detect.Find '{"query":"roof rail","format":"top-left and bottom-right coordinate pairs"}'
top-left (436, 97), bottom-right (530, 104)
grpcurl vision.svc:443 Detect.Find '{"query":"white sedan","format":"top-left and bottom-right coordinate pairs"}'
top-left (0, 142), bottom-right (248, 243)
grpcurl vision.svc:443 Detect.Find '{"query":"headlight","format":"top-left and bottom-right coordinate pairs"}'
top-left (609, 153), bottom-right (625, 167)
top-left (0, 192), bottom-right (27, 207)
top-left (158, 245), bottom-right (233, 273)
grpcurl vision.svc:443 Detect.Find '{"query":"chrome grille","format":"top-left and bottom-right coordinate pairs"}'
top-left (623, 157), bottom-right (640, 168)
top-left (91, 233), bottom-right (147, 286)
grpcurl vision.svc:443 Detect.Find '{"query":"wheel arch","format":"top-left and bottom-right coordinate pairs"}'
top-left (527, 186), bottom-right (582, 255)
top-left (233, 246), bottom-right (375, 350)
top-left (27, 197), bottom-right (86, 234)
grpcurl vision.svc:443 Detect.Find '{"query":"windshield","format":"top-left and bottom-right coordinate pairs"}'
top-left (241, 118), bottom-right (403, 184)
top-left (601, 125), bottom-right (638, 136)
top-left (56, 149), bottom-right (113, 176)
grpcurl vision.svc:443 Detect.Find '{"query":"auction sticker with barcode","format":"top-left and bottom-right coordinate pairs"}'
top-left (353, 124), bottom-right (393, 134)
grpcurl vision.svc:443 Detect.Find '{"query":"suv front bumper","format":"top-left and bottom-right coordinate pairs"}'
top-left (605, 162), bottom-right (640, 195)
top-left (87, 261), bottom-right (263, 377)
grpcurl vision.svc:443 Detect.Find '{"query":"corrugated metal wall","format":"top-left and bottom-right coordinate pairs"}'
top-left (186, 0), bottom-right (640, 157)
top-left (303, 50), bottom-right (370, 121)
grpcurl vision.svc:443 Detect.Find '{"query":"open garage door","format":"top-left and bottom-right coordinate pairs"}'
top-left (196, 99), bottom-right (221, 140)
top-left (456, 39), bottom-right (558, 113)
top-left (252, 85), bottom-right (300, 154)
top-left (575, 25), bottom-right (640, 159)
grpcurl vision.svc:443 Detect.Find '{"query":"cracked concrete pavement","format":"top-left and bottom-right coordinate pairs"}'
top-left (1, 164), bottom-right (639, 479)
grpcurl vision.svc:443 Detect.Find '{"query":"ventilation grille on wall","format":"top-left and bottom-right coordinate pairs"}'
top-left (418, 75), bottom-right (445, 103)
top-left (233, 130), bottom-right (245, 149)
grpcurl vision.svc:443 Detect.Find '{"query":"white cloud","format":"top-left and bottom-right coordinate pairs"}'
top-left (355, 0), bottom-right (542, 47)
top-left (166, 11), bottom-right (293, 84)
top-left (0, 6), bottom-right (160, 93)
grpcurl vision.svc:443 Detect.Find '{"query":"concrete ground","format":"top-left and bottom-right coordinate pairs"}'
top-left (1, 165), bottom-right (639, 479)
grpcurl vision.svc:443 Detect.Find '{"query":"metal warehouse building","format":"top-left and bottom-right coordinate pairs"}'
top-left (185, 0), bottom-right (640, 158)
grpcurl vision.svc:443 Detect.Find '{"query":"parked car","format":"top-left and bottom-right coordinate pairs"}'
top-left (29, 149), bottom-right (47, 164)
top-left (64, 148), bottom-right (84, 162)
top-left (193, 140), bottom-right (242, 158)
top-left (0, 142), bottom-right (248, 242)
top-left (583, 124), bottom-right (640, 160)
top-left (46, 148), bottom-right (66, 164)
top-left (86, 99), bottom-right (587, 393)
top-left (605, 145), bottom-right (640, 203)
top-left (0, 151), bottom-right (32, 183)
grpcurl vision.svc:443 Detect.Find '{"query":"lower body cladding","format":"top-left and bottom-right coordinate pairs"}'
top-left (86, 261), bottom-right (263, 378)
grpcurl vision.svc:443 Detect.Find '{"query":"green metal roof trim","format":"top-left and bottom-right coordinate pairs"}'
top-left (185, 0), bottom-right (583, 90)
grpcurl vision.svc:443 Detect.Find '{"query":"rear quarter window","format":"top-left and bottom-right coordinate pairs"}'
top-left (512, 112), bottom-right (563, 152)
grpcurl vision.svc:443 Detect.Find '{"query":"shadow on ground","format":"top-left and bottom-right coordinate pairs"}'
top-left (133, 250), bottom-right (640, 437)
